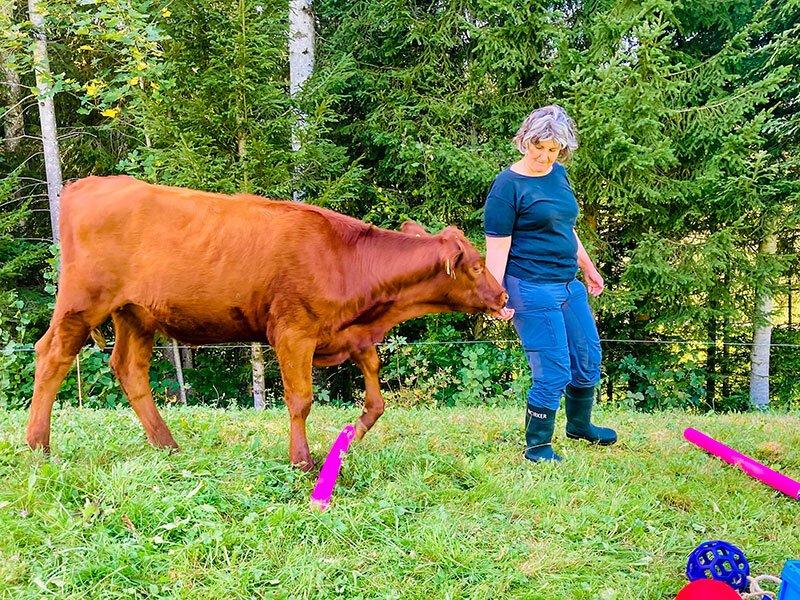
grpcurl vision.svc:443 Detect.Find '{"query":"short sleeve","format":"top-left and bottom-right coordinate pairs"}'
top-left (483, 174), bottom-right (516, 237)
top-left (557, 163), bottom-right (576, 193)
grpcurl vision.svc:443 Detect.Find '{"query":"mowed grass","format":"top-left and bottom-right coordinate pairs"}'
top-left (1, 405), bottom-right (799, 599)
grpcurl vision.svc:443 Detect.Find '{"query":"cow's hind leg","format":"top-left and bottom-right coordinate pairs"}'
top-left (275, 334), bottom-right (316, 470)
top-left (110, 307), bottom-right (178, 450)
top-left (26, 313), bottom-right (94, 451)
top-left (352, 346), bottom-right (385, 440)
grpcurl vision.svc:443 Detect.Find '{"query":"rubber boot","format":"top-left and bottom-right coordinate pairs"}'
top-left (524, 405), bottom-right (562, 463)
top-left (564, 384), bottom-right (617, 446)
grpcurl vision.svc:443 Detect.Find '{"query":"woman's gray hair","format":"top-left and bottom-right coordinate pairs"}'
top-left (512, 105), bottom-right (578, 160)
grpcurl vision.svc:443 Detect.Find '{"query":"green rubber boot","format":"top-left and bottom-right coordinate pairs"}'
top-left (564, 384), bottom-right (617, 446)
top-left (524, 405), bottom-right (562, 463)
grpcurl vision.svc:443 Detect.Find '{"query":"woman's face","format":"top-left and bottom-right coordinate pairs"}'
top-left (525, 138), bottom-right (561, 173)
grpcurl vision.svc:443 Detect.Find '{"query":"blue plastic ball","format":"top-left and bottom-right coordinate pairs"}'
top-left (686, 540), bottom-right (750, 592)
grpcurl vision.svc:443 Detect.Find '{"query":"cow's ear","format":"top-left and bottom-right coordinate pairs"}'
top-left (401, 221), bottom-right (428, 237)
top-left (439, 231), bottom-right (466, 278)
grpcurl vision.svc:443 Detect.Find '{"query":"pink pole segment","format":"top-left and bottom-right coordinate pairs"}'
top-left (310, 424), bottom-right (357, 510)
top-left (684, 427), bottom-right (800, 499)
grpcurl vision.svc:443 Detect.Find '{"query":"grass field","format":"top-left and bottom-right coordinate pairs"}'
top-left (1, 405), bottom-right (799, 599)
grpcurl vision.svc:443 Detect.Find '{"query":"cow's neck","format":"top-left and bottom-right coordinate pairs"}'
top-left (341, 232), bottom-right (453, 335)
top-left (358, 230), bottom-right (446, 290)
top-left (351, 232), bottom-right (440, 293)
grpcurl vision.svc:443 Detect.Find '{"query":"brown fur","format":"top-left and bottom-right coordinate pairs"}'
top-left (26, 176), bottom-right (508, 469)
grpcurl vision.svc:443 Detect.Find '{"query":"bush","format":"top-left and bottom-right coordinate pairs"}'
top-left (614, 352), bottom-right (707, 411)
top-left (380, 331), bottom-right (528, 408)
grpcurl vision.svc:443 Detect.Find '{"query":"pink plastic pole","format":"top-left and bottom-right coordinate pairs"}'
top-left (310, 424), bottom-right (356, 510)
top-left (684, 427), bottom-right (800, 499)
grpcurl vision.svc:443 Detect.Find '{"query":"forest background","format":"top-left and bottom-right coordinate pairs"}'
top-left (1, 0), bottom-right (799, 413)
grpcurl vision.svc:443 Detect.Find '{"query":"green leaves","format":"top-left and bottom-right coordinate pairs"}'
top-left (2, 0), bottom-right (798, 409)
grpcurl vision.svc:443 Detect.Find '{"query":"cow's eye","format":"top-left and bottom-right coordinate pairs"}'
top-left (472, 264), bottom-right (484, 275)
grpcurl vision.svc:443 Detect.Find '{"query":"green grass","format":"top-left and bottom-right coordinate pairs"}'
top-left (1, 405), bottom-right (799, 599)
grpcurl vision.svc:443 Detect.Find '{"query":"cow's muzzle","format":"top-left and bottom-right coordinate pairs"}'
top-left (486, 291), bottom-right (509, 318)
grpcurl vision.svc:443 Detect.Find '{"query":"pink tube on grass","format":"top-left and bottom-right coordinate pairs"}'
top-left (684, 427), bottom-right (800, 499)
top-left (310, 424), bottom-right (356, 510)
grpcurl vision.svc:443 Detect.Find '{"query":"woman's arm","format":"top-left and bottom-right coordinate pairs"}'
top-left (485, 236), bottom-right (511, 285)
top-left (485, 236), bottom-right (515, 320)
top-left (574, 230), bottom-right (605, 297)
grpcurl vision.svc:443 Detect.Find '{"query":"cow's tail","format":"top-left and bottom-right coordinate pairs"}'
top-left (90, 328), bottom-right (107, 350)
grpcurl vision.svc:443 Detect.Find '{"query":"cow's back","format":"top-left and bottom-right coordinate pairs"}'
top-left (62, 176), bottom-right (304, 255)
top-left (61, 175), bottom-right (340, 277)
top-left (57, 176), bottom-right (349, 341)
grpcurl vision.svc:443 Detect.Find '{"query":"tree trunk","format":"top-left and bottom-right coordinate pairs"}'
top-left (289, 0), bottom-right (314, 136)
top-left (2, 1), bottom-right (24, 154)
top-left (28, 0), bottom-right (63, 242)
top-left (180, 346), bottom-right (193, 369)
top-left (171, 339), bottom-right (187, 404)
top-left (251, 342), bottom-right (266, 410)
top-left (749, 231), bottom-right (778, 408)
top-left (2, 65), bottom-right (24, 154)
top-left (289, 0), bottom-right (314, 201)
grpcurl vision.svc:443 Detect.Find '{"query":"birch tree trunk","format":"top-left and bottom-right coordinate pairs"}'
top-left (171, 340), bottom-right (187, 404)
top-left (2, 1), bottom-right (24, 154)
top-left (180, 346), bottom-right (193, 369)
top-left (289, 0), bottom-right (314, 201)
top-left (28, 0), bottom-right (62, 242)
top-left (749, 231), bottom-right (778, 409)
top-left (251, 342), bottom-right (266, 410)
top-left (2, 64), bottom-right (24, 154)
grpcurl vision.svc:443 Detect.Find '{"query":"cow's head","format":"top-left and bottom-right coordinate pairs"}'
top-left (401, 221), bottom-right (509, 317)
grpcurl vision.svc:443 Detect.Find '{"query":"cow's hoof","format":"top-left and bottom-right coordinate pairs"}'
top-left (163, 443), bottom-right (181, 455)
top-left (148, 429), bottom-right (180, 451)
top-left (26, 433), bottom-right (50, 453)
top-left (150, 438), bottom-right (180, 452)
top-left (292, 458), bottom-right (316, 472)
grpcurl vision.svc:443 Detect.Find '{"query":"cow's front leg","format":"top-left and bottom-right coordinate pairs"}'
top-left (351, 346), bottom-right (385, 440)
top-left (275, 335), bottom-right (316, 470)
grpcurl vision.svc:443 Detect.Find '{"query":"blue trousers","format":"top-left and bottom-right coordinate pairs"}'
top-left (505, 275), bottom-right (602, 410)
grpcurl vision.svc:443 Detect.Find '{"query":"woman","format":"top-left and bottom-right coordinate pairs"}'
top-left (484, 105), bottom-right (616, 463)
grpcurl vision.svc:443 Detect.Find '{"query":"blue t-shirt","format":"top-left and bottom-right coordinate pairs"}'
top-left (483, 163), bottom-right (579, 283)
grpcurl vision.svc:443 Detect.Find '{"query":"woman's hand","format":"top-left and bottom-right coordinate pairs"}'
top-left (495, 306), bottom-right (515, 321)
top-left (574, 229), bottom-right (605, 297)
top-left (583, 268), bottom-right (605, 297)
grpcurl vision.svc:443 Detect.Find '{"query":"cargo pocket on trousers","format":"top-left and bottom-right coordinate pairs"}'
top-left (514, 309), bottom-right (558, 351)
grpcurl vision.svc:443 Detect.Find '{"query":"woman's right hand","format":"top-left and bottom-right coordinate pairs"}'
top-left (495, 306), bottom-right (515, 321)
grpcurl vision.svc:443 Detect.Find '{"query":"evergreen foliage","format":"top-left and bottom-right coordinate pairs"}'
top-left (1, 0), bottom-right (797, 410)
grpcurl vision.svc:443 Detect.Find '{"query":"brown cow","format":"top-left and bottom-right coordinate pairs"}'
top-left (26, 176), bottom-right (508, 468)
